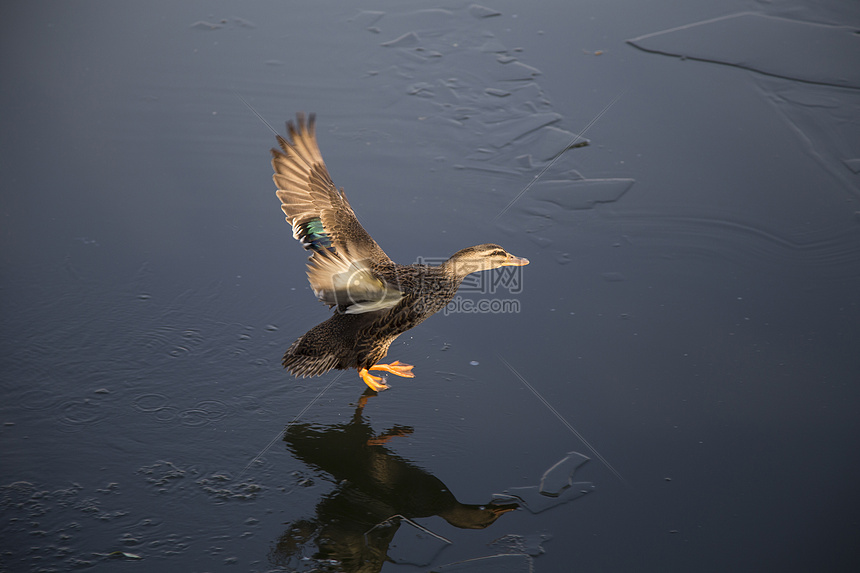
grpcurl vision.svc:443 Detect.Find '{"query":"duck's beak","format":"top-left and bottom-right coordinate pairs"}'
top-left (501, 253), bottom-right (529, 266)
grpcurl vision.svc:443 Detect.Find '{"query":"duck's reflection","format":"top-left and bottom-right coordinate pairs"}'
top-left (269, 391), bottom-right (518, 571)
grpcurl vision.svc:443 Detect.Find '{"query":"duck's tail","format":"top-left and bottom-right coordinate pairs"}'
top-left (282, 336), bottom-right (341, 377)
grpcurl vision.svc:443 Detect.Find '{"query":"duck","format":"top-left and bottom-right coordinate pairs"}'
top-left (271, 113), bottom-right (529, 391)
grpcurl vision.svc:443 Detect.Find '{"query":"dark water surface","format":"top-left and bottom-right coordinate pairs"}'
top-left (3, 1), bottom-right (860, 571)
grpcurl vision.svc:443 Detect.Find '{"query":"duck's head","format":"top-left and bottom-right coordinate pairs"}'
top-left (443, 243), bottom-right (529, 278)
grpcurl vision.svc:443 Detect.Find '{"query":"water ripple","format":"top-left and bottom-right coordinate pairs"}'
top-left (133, 394), bottom-right (231, 427)
top-left (58, 399), bottom-right (105, 427)
top-left (133, 393), bottom-right (169, 413)
top-left (19, 389), bottom-right (65, 411)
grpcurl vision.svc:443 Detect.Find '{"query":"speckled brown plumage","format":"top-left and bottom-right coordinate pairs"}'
top-left (271, 113), bottom-right (528, 390)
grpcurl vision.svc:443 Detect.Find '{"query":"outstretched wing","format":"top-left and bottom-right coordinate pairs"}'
top-left (271, 113), bottom-right (402, 313)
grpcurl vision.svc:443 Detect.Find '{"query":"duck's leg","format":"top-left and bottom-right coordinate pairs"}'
top-left (359, 368), bottom-right (390, 392)
top-left (369, 360), bottom-right (415, 378)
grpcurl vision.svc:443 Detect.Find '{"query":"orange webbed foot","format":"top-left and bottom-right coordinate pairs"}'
top-left (359, 368), bottom-right (389, 392)
top-left (369, 360), bottom-right (415, 378)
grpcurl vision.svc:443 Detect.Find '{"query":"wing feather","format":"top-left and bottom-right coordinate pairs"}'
top-left (271, 113), bottom-right (402, 313)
